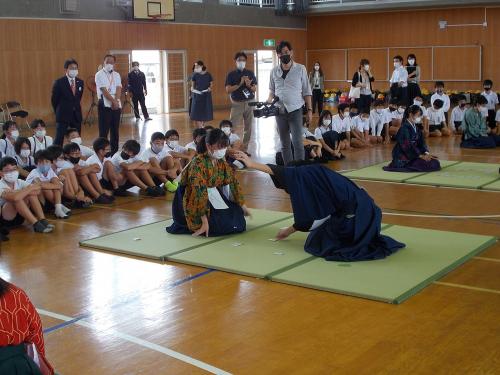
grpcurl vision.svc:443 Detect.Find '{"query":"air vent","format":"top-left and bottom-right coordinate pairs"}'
top-left (60, 0), bottom-right (80, 14)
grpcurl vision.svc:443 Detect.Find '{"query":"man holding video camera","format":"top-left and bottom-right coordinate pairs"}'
top-left (268, 40), bottom-right (312, 164)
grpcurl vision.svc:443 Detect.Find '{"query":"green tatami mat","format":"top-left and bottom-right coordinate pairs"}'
top-left (404, 162), bottom-right (500, 189)
top-left (168, 219), bottom-right (312, 278)
top-left (342, 160), bottom-right (458, 182)
top-left (79, 209), bottom-right (292, 260)
top-left (482, 178), bottom-right (500, 191)
top-left (270, 225), bottom-right (496, 304)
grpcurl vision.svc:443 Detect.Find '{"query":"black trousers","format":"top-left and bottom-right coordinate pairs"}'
top-left (355, 94), bottom-right (372, 113)
top-left (390, 84), bottom-right (408, 106)
top-left (132, 94), bottom-right (149, 119)
top-left (54, 118), bottom-right (82, 146)
top-left (312, 89), bottom-right (323, 114)
top-left (98, 100), bottom-right (121, 154)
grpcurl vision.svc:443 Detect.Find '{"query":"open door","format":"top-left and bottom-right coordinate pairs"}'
top-left (109, 50), bottom-right (132, 116)
top-left (164, 50), bottom-right (187, 112)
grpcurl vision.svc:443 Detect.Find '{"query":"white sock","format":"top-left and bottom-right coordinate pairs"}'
top-left (56, 204), bottom-right (71, 214)
top-left (54, 204), bottom-right (68, 218)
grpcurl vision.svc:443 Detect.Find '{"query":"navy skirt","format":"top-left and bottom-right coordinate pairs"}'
top-left (460, 136), bottom-right (496, 149)
top-left (190, 92), bottom-right (214, 122)
top-left (166, 185), bottom-right (246, 236)
top-left (383, 158), bottom-right (441, 172)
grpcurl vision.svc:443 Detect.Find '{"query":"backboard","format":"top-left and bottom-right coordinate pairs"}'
top-left (133, 0), bottom-right (174, 21)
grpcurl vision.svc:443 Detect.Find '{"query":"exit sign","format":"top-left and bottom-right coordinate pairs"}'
top-left (263, 39), bottom-right (275, 47)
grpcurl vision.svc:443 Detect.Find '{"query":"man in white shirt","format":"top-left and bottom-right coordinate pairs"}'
top-left (95, 54), bottom-right (122, 154)
top-left (430, 81), bottom-right (450, 123)
top-left (389, 55), bottom-right (408, 106)
top-left (369, 99), bottom-right (388, 143)
top-left (331, 103), bottom-right (351, 149)
top-left (481, 79), bottom-right (499, 132)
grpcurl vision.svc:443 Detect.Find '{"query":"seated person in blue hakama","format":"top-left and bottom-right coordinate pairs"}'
top-left (384, 105), bottom-right (441, 172)
top-left (234, 153), bottom-right (405, 262)
top-left (460, 95), bottom-right (500, 149)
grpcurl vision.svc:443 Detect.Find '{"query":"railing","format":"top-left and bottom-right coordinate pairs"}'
top-left (219, 0), bottom-right (275, 7)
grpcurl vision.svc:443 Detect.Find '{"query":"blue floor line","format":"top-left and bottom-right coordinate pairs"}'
top-left (170, 268), bottom-right (216, 287)
top-left (43, 315), bottom-right (86, 334)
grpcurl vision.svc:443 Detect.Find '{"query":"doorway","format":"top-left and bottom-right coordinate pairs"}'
top-left (131, 50), bottom-right (163, 114)
top-left (256, 50), bottom-right (276, 102)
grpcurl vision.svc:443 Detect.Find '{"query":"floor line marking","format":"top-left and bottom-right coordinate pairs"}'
top-left (92, 204), bottom-right (171, 217)
top-left (37, 309), bottom-right (231, 375)
top-left (382, 212), bottom-right (500, 219)
top-left (43, 314), bottom-right (86, 334)
top-left (351, 178), bottom-right (500, 193)
top-left (433, 282), bottom-right (500, 295)
top-left (473, 256), bottom-right (500, 263)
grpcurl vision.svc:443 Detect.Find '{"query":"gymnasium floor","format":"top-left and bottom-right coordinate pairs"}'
top-left (1, 111), bottom-right (499, 374)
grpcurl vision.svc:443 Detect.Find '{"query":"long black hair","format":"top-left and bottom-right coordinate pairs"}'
top-left (0, 278), bottom-right (10, 297)
top-left (407, 54), bottom-right (418, 66)
top-left (312, 61), bottom-right (324, 77)
top-left (196, 128), bottom-right (229, 154)
top-left (403, 104), bottom-right (423, 122)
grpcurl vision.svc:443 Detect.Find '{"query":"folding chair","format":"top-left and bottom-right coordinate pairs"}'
top-left (2, 101), bottom-right (29, 128)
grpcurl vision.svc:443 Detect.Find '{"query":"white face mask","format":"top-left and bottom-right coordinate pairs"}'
top-left (20, 149), bottom-right (31, 158)
top-left (343, 111), bottom-right (350, 118)
top-left (56, 160), bottom-right (66, 168)
top-left (394, 62), bottom-right (400, 68)
top-left (398, 107), bottom-right (406, 114)
top-left (71, 137), bottom-right (82, 145)
top-left (408, 59), bottom-right (415, 65)
top-left (152, 144), bottom-right (164, 153)
top-left (236, 61), bottom-right (246, 70)
top-left (35, 130), bottom-right (46, 138)
top-left (3, 171), bottom-right (19, 183)
top-left (211, 148), bottom-right (227, 160)
top-left (133, 66), bottom-right (139, 71)
top-left (10, 130), bottom-right (19, 139)
top-left (68, 69), bottom-right (78, 78)
top-left (413, 100), bottom-right (423, 106)
top-left (168, 140), bottom-right (179, 148)
top-left (364, 64), bottom-right (370, 71)
top-left (194, 67), bottom-right (202, 73)
top-left (376, 108), bottom-right (383, 114)
top-left (480, 107), bottom-right (489, 117)
top-left (314, 65), bottom-right (320, 71)
top-left (322, 119), bottom-right (331, 127)
top-left (221, 127), bottom-right (231, 136)
top-left (361, 117), bottom-right (369, 122)
top-left (415, 116), bottom-right (422, 123)
top-left (104, 63), bottom-right (114, 72)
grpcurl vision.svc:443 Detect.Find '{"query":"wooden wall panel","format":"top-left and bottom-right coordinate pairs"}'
top-left (433, 46), bottom-right (481, 81)
top-left (307, 50), bottom-right (346, 81)
top-left (388, 47), bottom-right (432, 81)
top-left (0, 19), bottom-right (306, 120)
top-left (347, 49), bottom-right (388, 83)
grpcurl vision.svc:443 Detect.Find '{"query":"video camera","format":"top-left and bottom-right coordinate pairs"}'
top-left (249, 96), bottom-right (280, 118)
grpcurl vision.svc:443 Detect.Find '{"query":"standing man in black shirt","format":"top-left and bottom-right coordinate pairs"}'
top-left (225, 52), bottom-right (257, 152)
top-left (127, 61), bottom-right (151, 121)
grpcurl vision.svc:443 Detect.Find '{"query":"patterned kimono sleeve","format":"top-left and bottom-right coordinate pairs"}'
top-left (222, 161), bottom-right (245, 206)
top-left (183, 158), bottom-right (209, 231)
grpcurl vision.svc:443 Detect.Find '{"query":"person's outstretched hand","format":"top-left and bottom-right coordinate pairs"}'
top-left (276, 226), bottom-right (296, 241)
top-left (234, 151), bottom-right (252, 168)
top-left (192, 215), bottom-right (209, 237)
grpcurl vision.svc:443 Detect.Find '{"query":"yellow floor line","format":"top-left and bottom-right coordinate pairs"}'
top-left (92, 204), bottom-right (170, 217)
top-left (46, 219), bottom-right (115, 233)
top-left (433, 281), bottom-right (500, 295)
top-left (473, 256), bottom-right (500, 263)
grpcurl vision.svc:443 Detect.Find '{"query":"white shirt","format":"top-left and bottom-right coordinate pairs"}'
top-left (450, 106), bottom-right (466, 124)
top-left (185, 141), bottom-right (197, 151)
top-left (331, 114), bottom-right (350, 133)
top-left (140, 147), bottom-right (169, 163)
top-left (269, 62), bottom-right (312, 113)
top-left (26, 168), bottom-right (58, 184)
top-left (369, 109), bottom-right (387, 136)
top-left (0, 178), bottom-right (30, 206)
top-left (56, 160), bottom-right (76, 174)
top-left (0, 139), bottom-right (16, 158)
top-left (28, 135), bottom-right (53, 154)
top-left (430, 93), bottom-right (450, 112)
top-left (381, 108), bottom-right (398, 123)
top-left (314, 126), bottom-right (330, 140)
top-left (352, 116), bottom-right (370, 132)
top-left (496, 109), bottom-right (500, 122)
top-left (481, 91), bottom-right (499, 110)
top-left (389, 66), bottom-right (408, 87)
top-left (302, 127), bottom-right (315, 138)
top-left (228, 133), bottom-right (240, 145)
top-left (165, 143), bottom-right (187, 155)
top-left (14, 154), bottom-right (35, 169)
top-left (78, 144), bottom-right (94, 159)
top-left (85, 154), bottom-right (109, 180)
top-left (110, 152), bottom-right (139, 173)
top-left (427, 107), bottom-right (446, 125)
top-left (95, 69), bottom-right (122, 108)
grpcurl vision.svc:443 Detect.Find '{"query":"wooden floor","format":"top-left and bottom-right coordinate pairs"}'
top-left (1, 111), bottom-right (499, 374)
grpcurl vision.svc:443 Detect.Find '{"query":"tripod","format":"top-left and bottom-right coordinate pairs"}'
top-left (120, 93), bottom-right (136, 124)
top-left (83, 91), bottom-right (98, 127)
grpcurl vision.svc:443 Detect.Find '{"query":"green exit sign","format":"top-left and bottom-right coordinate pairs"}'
top-left (263, 39), bottom-right (275, 47)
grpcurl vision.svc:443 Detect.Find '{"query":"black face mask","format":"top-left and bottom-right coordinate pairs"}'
top-left (121, 151), bottom-right (131, 160)
top-left (349, 112), bottom-right (357, 118)
top-left (389, 107), bottom-right (396, 112)
top-left (69, 156), bottom-right (80, 165)
top-left (280, 54), bottom-right (291, 65)
top-left (459, 103), bottom-right (466, 108)
top-left (104, 151), bottom-right (112, 158)
top-left (484, 87), bottom-right (491, 91)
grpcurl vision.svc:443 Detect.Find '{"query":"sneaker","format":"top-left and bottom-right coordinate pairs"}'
top-left (145, 186), bottom-right (160, 197)
top-left (95, 194), bottom-right (113, 204)
top-left (135, 117), bottom-right (141, 120)
top-left (164, 180), bottom-right (178, 193)
top-left (40, 219), bottom-right (55, 229)
top-left (145, 117), bottom-right (152, 121)
top-left (75, 200), bottom-right (93, 209)
top-left (33, 220), bottom-right (53, 233)
top-left (154, 186), bottom-right (166, 196)
top-left (114, 188), bottom-right (129, 197)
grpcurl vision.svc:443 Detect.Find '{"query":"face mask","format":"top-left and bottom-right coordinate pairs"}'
top-left (71, 137), bottom-right (82, 145)
top-left (364, 64), bottom-right (370, 71)
top-left (436, 89), bottom-right (443, 94)
top-left (343, 111), bottom-right (350, 118)
top-left (236, 61), bottom-right (246, 71)
top-left (322, 119), bottom-right (331, 126)
top-left (221, 127), bottom-right (231, 136)
top-left (3, 171), bottom-right (19, 183)
top-left (459, 103), bottom-right (466, 108)
top-left (56, 160), bottom-right (67, 168)
top-left (68, 69), bottom-right (78, 78)
top-left (210, 148), bottom-right (227, 160)
top-left (105, 64), bottom-right (114, 72)
top-left (314, 65), bottom-right (320, 71)
top-left (349, 112), bottom-right (357, 118)
top-left (389, 107), bottom-right (396, 112)
top-left (398, 107), bottom-right (406, 114)
top-left (69, 156), bottom-right (80, 165)
top-left (133, 66), bottom-right (139, 71)
top-left (280, 54), bottom-right (291, 65)
top-left (415, 116), bottom-right (422, 123)
top-left (104, 151), bottom-right (112, 158)
top-left (394, 62), bottom-right (400, 68)
top-left (35, 130), bottom-right (46, 138)
top-left (168, 140), bottom-right (179, 148)
top-left (484, 86), bottom-right (491, 91)
top-left (121, 151), bottom-right (131, 160)
top-left (361, 117), bottom-right (369, 122)
top-left (194, 67), bottom-right (202, 73)
top-left (38, 164), bottom-right (51, 175)
top-left (10, 130), bottom-right (19, 139)
top-left (20, 149), bottom-right (31, 158)
top-left (151, 144), bottom-right (164, 153)
top-left (408, 59), bottom-right (415, 65)
top-left (480, 107), bottom-right (489, 117)
top-left (413, 100), bottom-right (423, 106)
top-left (376, 109), bottom-right (383, 114)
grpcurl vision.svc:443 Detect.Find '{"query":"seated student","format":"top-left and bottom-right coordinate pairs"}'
top-left (0, 157), bottom-right (54, 233)
top-left (369, 99), bottom-right (388, 144)
top-left (384, 105), bottom-right (441, 172)
top-left (301, 117), bottom-right (323, 160)
top-left (13, 137), bottom-right (36, 179)
top-left (0, 121), bottom-right (20, 157)
top-left (314, 110), bottom-right (343, 160)
top-left (427, 99), bottom-right (451, 137)
top-left (430, 81), bottom-right (450, 123)
top-left (87, 137), bottom-right (126, 196)
top-left (381, 99), bottom-right (398, 143)
top-left (350, 110), bottom-right (372, 148)
top-left (234, 153), bottom-right (405, 261)
top-left (166, 129), bottom-right (251, 237)
top-left (63, 143), bottom-right (114, 204)
top-left (110, 140), bottom-right (165, 197)
top-left (412, 96), bottom-right (429, 136)
top-left (139, 132), bottom-right (178, 193)
top-left (219, 120), bottom-right (242, 150)
top-left (47, 145), bottom-right (93, 208)
top-left (26, 150), bottom-right (71, 218)
top-left (0, 277), bottom-right (56, 374)
top-left (449, 95), bottom-right (467, 134)
top-left (481, 79), bottom-right (499, 135)
top-left (65, 128), bottom-right (94, 160)
top-left (185, 128), bottom-right (207, 160)
top-left (331, 103), bottom-right (352, 150)
top-left (387, 101), bottom-right (406, 138)
top-left (460, 96), bottom-right (500, 148)
top-left (28, 119), bottom-right (53, 154)
top-left (496, 108), bottom-right (500, 135)
top-left (165, 129), bottom-right (190, 167)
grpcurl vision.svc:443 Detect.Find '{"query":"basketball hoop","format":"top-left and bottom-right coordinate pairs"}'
top-left (150, 13), bottom-right (171, 21)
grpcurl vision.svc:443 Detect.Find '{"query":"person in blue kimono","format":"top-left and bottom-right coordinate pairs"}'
top-left (384, 104), bottom-right (441, 172)
top-left (234, 153), bottom-right (405, 262)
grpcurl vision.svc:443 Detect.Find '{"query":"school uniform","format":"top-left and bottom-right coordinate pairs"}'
top-left (78, 144), bottom-right (94, 159)
top-left (496, 109), bottom-right (500, 124)
top-left (314, 125), bottom-right (339, 152)
top-left (481, 90), bottom-right (499, 129)
top-left (389, 66), bottom-right (408, 105)
top-left (26, 168), bottom-right (58, 184)
top-left (185, 141), bottom-right (197, 151)
top-left (140, 147), bottom-right (169, 163)
top-left (414, 104), bottom-right (428, 128)
top-left (450, 105), bottom-right (467, 131)
top-left (228, 133), bottom-right (240, 145)
top-left (351, 116), bottom-right (370, 133)
top-left (302, 127), bottom-right (317, 158)
top-left (165, 143), bottom-right (187, 156)
top-left (85, 154), bottom-right (109, 180)
top-left (28, 135), bottom-right (53, 154)
top-left (369, 109), bottom-right (388, 137)
top-left (14, 154), bottom-right (36, 173)
top-left (109, 152), bottom-right (139, 173)
top-left (0, 178), bottom-right (30, 226)
top-left (430, 93), bottom-right (450, 122)
top-left (95, 68), bottom-right (122, 154)
top-left (331, 114), bottom-right (350, 141)
top-left (56, 160), bottom-right (75, 174)
top-left (427, 107), bottom-right (446, 132)
top-left (0, 139), bottom-right (16, 158)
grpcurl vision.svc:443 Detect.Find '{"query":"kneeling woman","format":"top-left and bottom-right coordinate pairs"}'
top-left (167, 129), bottom-right (250, 237)
top-left (235, 153), bottom-right (405, 262)
top-left (384, 105), bottom-right (441, 172)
